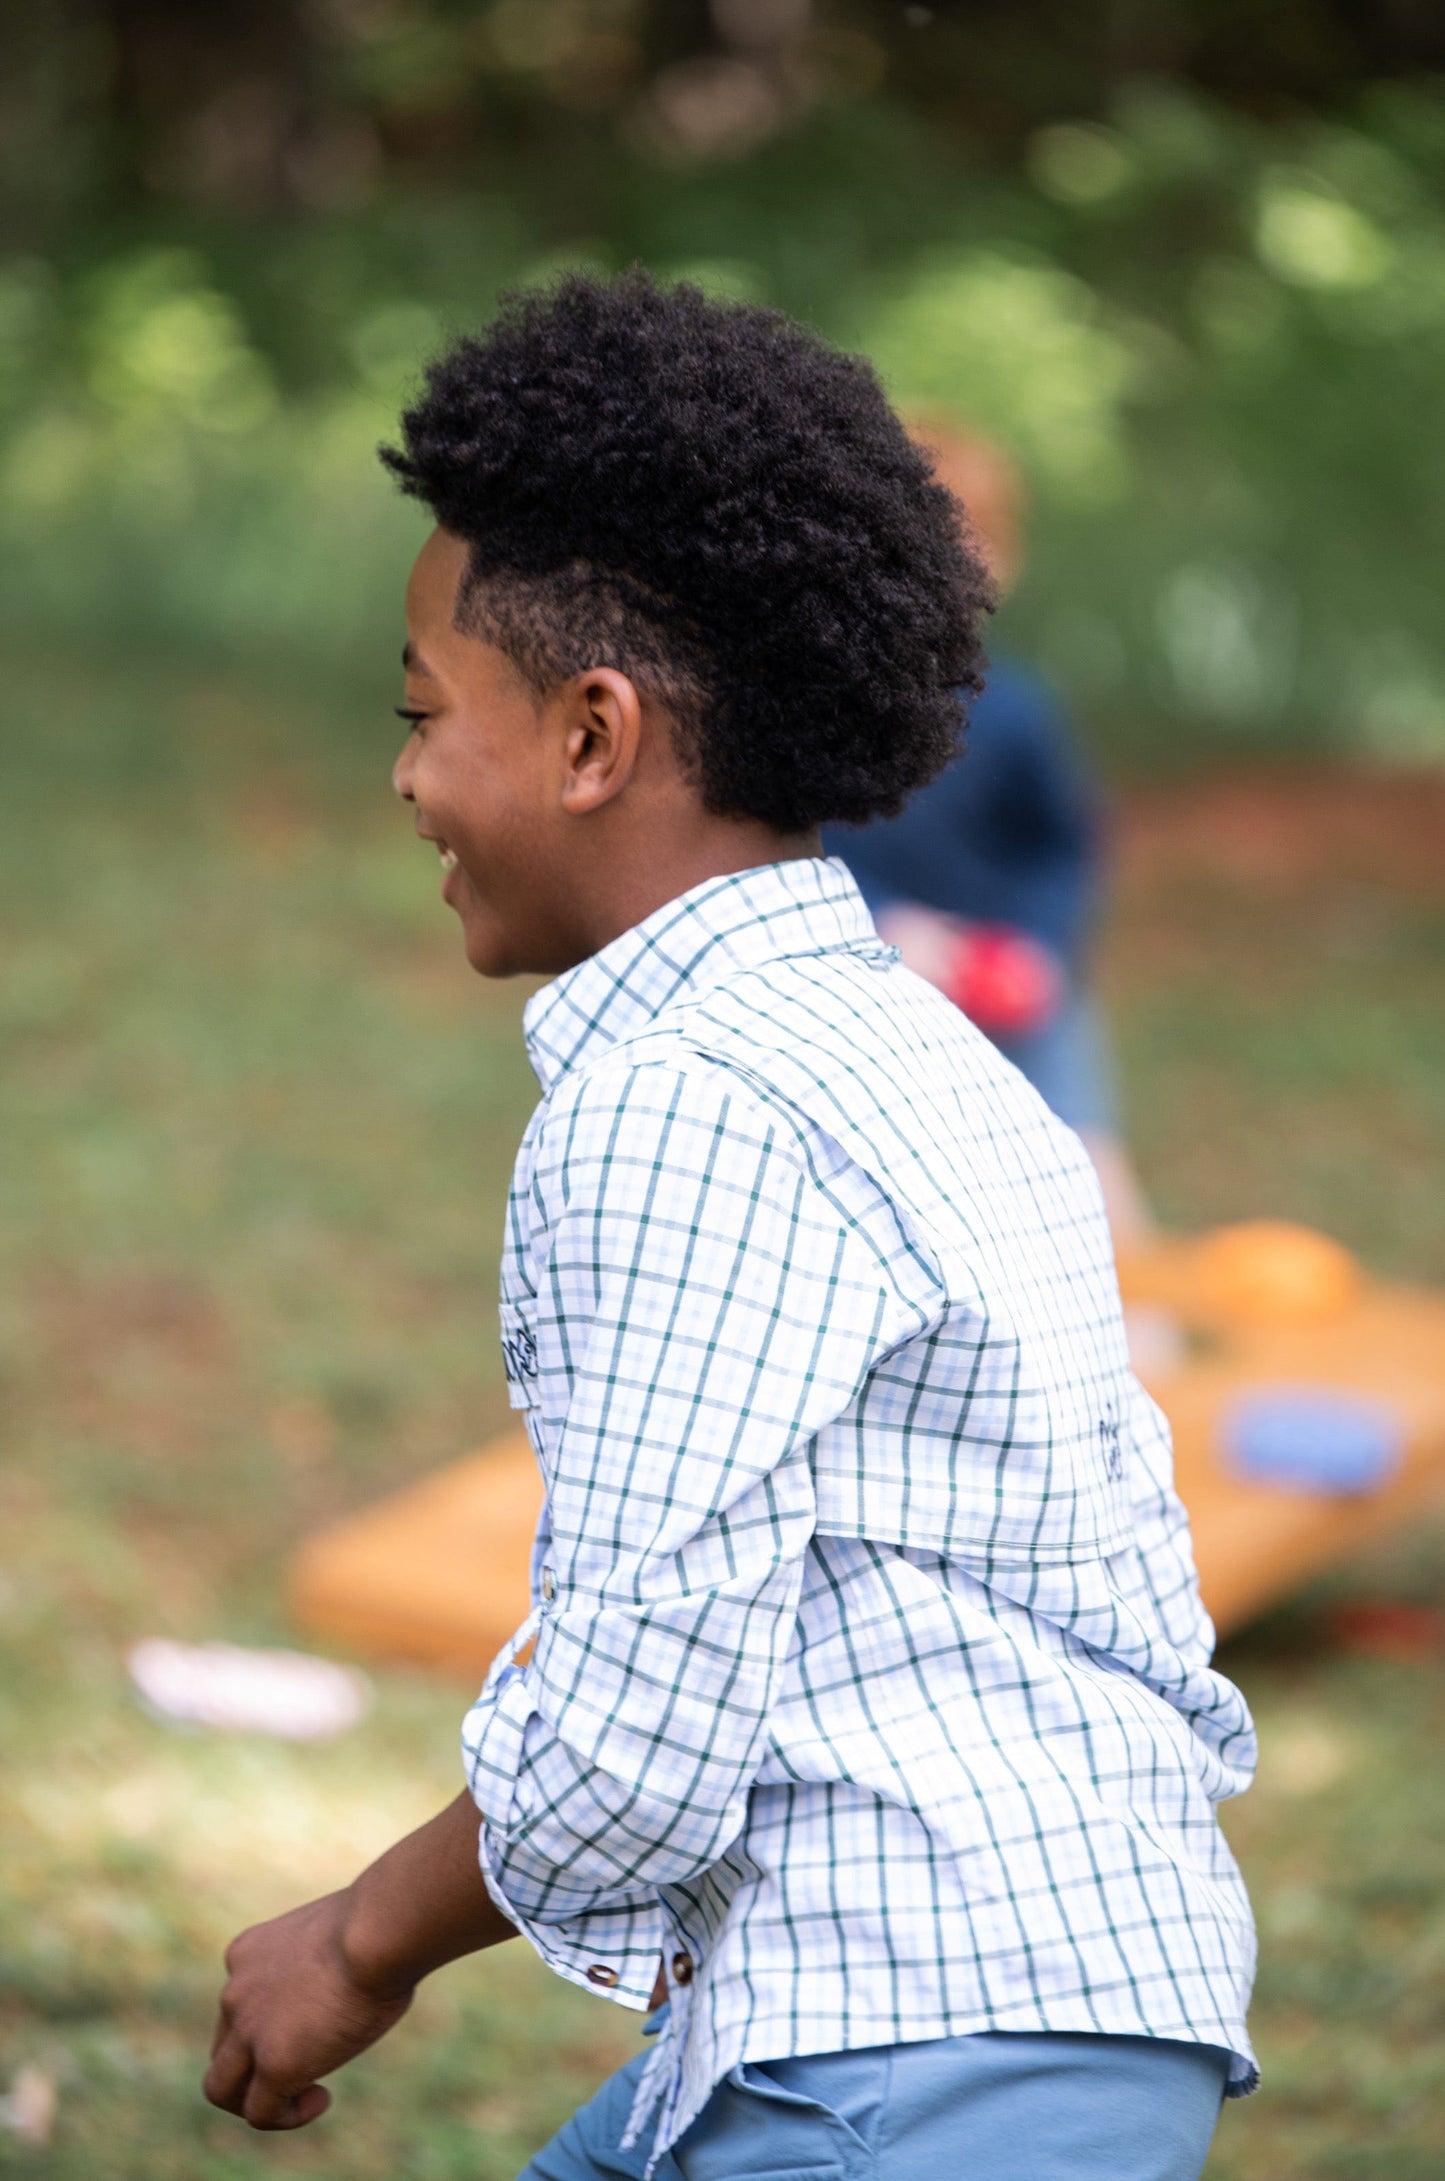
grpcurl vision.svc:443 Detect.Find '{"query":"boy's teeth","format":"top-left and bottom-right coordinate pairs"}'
top-left (439, 847), bottom-right (458, 872)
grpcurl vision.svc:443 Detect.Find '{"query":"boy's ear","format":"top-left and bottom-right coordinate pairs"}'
top-left (557, 668), bottom-right (644, 815)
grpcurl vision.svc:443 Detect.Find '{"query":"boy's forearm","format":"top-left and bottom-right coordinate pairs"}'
top-left (341, 1789), bottom-right (516, 1996)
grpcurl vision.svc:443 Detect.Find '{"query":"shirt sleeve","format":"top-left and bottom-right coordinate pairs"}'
top-left (461, 1055), bottom-right (906, 1996)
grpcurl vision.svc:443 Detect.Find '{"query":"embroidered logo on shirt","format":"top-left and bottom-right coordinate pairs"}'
top-left (1099, 1401), bottom-right (1123, 1480)
top-left (502, 1325), bottom-right (539, 1383)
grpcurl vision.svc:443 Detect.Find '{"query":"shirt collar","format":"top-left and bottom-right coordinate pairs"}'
top-left (522, 856), bottom-right (882, 1092)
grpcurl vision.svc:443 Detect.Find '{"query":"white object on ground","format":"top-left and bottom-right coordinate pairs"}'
top-left (126, 1638), bottom-right (371, 1741)
top-left (0, 2067), bottom-right (57, 2146)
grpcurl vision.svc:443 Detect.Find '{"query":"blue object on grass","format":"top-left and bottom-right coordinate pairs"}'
top-left (1222, 1387), bottom-right (1404, 1494)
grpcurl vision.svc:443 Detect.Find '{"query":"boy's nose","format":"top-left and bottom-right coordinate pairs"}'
top-left (392, 745), bottom-right (415, 801)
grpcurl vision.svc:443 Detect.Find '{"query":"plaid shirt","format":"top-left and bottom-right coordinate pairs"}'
top-left (462, 858), bottom-right (1257, 2163)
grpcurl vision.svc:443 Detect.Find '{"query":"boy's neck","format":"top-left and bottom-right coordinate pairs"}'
top-left (567, 817), bottom-right (823, 967)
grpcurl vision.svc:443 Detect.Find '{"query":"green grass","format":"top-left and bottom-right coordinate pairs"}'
top-left (2, 651), bottom-right (1443, 2176)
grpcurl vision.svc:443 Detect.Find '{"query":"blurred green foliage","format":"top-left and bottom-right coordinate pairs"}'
top-left (1, 5), bottom-right (1444, 766)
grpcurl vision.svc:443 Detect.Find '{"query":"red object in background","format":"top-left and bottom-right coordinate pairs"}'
top-left (946, 924), bottom-right (1063, 1038)
top-left (1324, 1602), bottom-right (1445, 1664)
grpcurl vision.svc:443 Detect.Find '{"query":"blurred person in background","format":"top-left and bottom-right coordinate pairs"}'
top-left (824, 422), bottom-right (1153, 1247)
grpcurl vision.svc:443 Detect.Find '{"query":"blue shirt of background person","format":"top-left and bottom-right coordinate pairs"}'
top-left (822, 658), bottom-right (1118, 1147)
top-left (823, 656), bottom-right (1099, 969)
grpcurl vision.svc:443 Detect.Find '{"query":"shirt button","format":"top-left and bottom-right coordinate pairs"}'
top-left (540, 1567), bottom-right (556, 1603)
top-left (671, 1951), bottom-right (694, 1986)
top-left (586, 1964), bottom-right (618, 1988)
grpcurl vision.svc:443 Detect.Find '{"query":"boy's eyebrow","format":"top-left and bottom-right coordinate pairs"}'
top-left (401, 642), bottom-right (436, 677)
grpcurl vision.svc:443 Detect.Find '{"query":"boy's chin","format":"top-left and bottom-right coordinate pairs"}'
top-left (457, 900), bottom-right (534, 981)
top-left (454, 884), bottom-right (579, 982)
top-left (460, 919), bottom-right (513, 979)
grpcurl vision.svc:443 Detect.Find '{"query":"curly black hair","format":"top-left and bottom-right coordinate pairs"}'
top-left (381, 271), bottom-right (993, 833)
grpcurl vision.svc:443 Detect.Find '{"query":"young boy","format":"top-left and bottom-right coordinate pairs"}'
top-left (204, 274), bottom-right (1257, 2180)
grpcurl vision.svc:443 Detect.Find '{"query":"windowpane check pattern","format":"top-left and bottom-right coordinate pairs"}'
top-left (461, 858), bottom-right (1257, 2167)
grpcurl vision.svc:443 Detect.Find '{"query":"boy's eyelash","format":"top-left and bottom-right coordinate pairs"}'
top-left (394, 707), bottom-right (428, 725)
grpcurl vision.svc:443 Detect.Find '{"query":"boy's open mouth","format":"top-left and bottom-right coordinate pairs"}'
top-left (418, 826), bottom-right (459, 875)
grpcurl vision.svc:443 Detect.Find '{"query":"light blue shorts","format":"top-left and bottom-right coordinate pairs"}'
top-left (518, 2026), bottom-right (1230, 2181)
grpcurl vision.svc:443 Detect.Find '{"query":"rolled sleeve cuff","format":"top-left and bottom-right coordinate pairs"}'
top-left (477, 1819), bottom-right (661, 2007)
top-left (463, 1649), bottom-right (662, 2007)
top-left (462, 1644), bottom-right (535, 1833)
